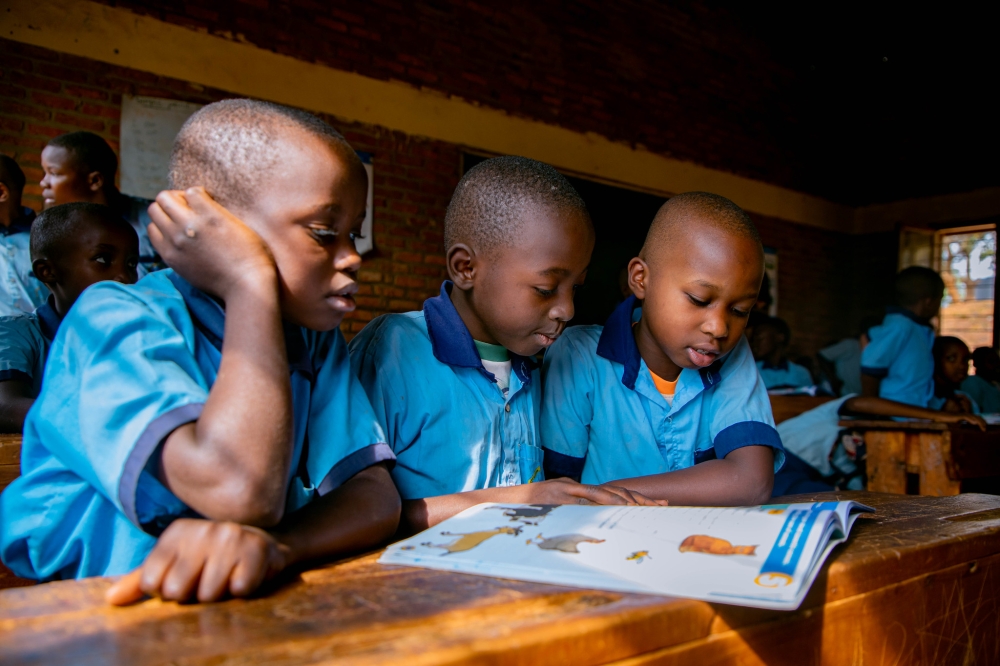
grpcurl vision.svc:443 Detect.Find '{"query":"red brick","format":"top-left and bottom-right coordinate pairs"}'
top-left (63, 85), bottom-right (109, 101)
top-left (53, 112), bottom-right (105, 132)
top-left (30, 92), bottom-right (78, 110)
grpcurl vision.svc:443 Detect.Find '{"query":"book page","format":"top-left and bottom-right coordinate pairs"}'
top-left (381, 502), bottom-right (862, 610)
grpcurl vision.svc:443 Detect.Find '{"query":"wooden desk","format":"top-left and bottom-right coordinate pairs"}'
top-left (769, 395), bottom-right (835, 424)
top-left (2, 492), bottom-right (1000, 665)
top-left (841, 420), bottom-right (1000, 496)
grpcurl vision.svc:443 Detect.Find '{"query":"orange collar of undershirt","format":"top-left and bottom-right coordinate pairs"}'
top-left (649, 369), bottom-right (678, 395)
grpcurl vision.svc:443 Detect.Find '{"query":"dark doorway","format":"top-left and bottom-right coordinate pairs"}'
top-left (463, 153), bottom-right (667, 326)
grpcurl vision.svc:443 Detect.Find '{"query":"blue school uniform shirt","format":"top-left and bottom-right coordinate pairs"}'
top-left (756, 359), bottom-right (814, 390)
top-left (0, 296), bottom-right (63, 396)
top-left (348, 281), bottom-right (544, 501)
top-left (860, 308), bottom-right (935, 407)
top-left (0, 270), bottom-right (393, 581)
top-left (960, 375), bottom-right (1000, 414)
top-left (1, 207), bottom-right (48, 316)
top-left (818, 338), bottom-right (862, 395)
top-left (774, 395), bottom-right (862, 490)
top-left (541, 296), bottom-right (784, 485)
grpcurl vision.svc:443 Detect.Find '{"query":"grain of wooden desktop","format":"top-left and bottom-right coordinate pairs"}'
top-left (2, 491), bottom-right (999, 665)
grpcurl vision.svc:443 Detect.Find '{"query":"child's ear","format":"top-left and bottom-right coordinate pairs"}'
top-left (32, 258), bottom-right (58, 286)
top-left (86, 171), bottom-right (105, 193)
top-left (627, 257), bottom-right (649, 300)
top-left (0, 182), bottom-right (9, 204)
top-left (447, 243), bottom-right (476, 290)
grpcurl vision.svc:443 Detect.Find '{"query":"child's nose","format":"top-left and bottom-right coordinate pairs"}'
top-left (703, 311), bottom-right (729, 338)
top-left (550, 289), bottom-right (575, 323)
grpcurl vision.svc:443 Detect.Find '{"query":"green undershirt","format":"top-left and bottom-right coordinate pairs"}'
top-left (474, 339), bottom-right (510, 362)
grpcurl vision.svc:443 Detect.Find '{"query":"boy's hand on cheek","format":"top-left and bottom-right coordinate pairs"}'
top-left (148, 187), bottom-right (277, 301)
top-left (522, 478), bottom-right (667, 506)
top-left (105, 518), bottom-right (290, 606)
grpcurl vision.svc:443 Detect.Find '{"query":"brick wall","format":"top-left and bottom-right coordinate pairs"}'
top-left (0, 38), bottom-right (455, 336)
top-left (1, 37), bottom-right (897, 349)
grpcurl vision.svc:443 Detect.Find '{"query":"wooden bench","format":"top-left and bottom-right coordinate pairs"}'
top-left (841, 420), bottom-right (1000, 496)
top-left (768, 395), bottom-right (835, 424)
top-left (2, 491), bottom-right (999, 665)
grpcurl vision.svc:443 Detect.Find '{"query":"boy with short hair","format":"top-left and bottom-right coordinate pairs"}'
top-left (541, 192), bottom-right (784, 505)
top-left (40, 132), bottom-right (163, 274)
top-left (1, 100), bottom-right (400, 605)
top-left (0, 202), bottom-right (139, 432)
top-left (0, 155), bottom-right (48, 316)
top-left (860, 266), bottom-right (944, 407)
top-left (751, 316), bottom-right (814, 389)
top-left (350, 156), bottom-right (662, 532)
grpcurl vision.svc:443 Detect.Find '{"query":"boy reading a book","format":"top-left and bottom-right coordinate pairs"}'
top-left (541, 192), bottom-right (784, 505)
top-left (0, 100), bottom-right (399, 604)
top-left (0, 202), bottom-right (139, 432)
top-left (350, 156), bottom-right (663, 531)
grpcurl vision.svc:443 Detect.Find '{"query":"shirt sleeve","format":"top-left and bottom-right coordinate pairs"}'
top-left (303, 329), bottom-right (394, 496)
top-left (25, 283), bottom-right (208, 531)
top-left (708, 336), bottom-right (785, 471)
top-left (860, 320), bottom-right (906, 377)
top-left (0, 315), bottom-right (40, 382)
top-left (539, 328), bottom-right (595, 478)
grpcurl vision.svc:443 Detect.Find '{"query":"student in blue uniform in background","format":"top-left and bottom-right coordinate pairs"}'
top-left (861, 266), bottom-right (943, 406)
top-left (750, 316), bottom-right (814, 390)
top-left (0, 202), bottom-right (138, 432)
top-left (0, 100), bottom-right (400, 605)
top-left (0, 155), bottom-right (48, 316)
top-left (350, 156), bottom-right (663, 533)
top-left (962, 347), bottom-right (1000, 414)
top-left (541, 192), bottom-right (784, 506)
top-left (40, 132), bottom-right (163, 275)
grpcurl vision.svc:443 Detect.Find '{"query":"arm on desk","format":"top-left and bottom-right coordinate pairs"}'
top-left (0, 379), bottom-right (33, 434)
top-left (106, 462), bottom-right (401, 605)
top-left (843, 396), bottom-right (987, 431)
top-left (600, 445), bottom-right (775, 506)
top-left (402, 479), bottom-right (666, 533)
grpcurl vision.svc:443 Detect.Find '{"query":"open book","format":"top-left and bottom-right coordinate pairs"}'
top-left (380, 500), bottom-right (874, 610)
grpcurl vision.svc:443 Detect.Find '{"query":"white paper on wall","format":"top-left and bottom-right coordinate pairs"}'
top-left (120, 95), bottom-right (204, 200)
top-left (356, 152), bottom-right (375, 255)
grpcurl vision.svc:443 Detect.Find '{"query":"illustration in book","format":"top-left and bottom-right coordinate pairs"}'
top-left (529, 533), bottom-right (605, 553)
top-left (679, 535), bottom-right (758, 556)
top-left (422, 526), bottom-right (523, 555)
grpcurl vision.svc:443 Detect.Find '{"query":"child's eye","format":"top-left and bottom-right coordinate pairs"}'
top-left (94, 255), bottom-right (110, 265)
top-left (310, 227), bottom-right (339, 245)
top-left (732, 307), bottom-right (750, 317)
top-left (534, 287), bottom-right (557, 298)
top-left (687, 294), bottom-right (708, 307)
top-left (127, 258), bottom-right (139, 270)
top-left (350, 232), bottom-right (365, 242)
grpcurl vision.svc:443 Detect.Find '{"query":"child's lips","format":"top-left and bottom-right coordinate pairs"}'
top-left (686, 346), bottom-right (719, 368)
top-left (534, 330), bottom-right (561, 347)
top-left (327, 283), bottom-right (358, 312)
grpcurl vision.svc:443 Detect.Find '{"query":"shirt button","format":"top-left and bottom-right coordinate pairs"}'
top-left (505, 404), bottom-right (511, 413)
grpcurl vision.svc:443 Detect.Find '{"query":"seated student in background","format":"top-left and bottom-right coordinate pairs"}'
top-left (962, 347), bottom-right (1000, 413)
top-left (750, 316), bottom-right (814, 390)
top-left (0, 203), bottom-right (138, 433)
top-left (932, 336), bottom-right (979, 413)
top-left (816, 316), bottom-right (881, 396)
top-left (861, 266), bottom-right (943, 406)
top-left (774, 334), bottom-right (987, 495)
top-left (40, 132), bottom-right (163, 274)
top-left (1, 100), bottom-right (400, 605)
top-left (541, 192), bottom-right (785, 506)
top-left (773, 393), bottom-right (986, 496)
top-left (351, 156), bottom-right (663, 533)
top-left (1, 155), bottom-right (48, 316)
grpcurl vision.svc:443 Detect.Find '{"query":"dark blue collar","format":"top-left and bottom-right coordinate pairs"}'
top-left (1, 207), bottom-right (35, 236)
top-left (886, 306), bottom-right (933, 328)
top-left (165, 271), bottom-right (314, 381)
top-left (760, 358), bottom-right (790, 371)
top-left (596, 295), bottom-right (725, 390)
top-left (423, 281), bottom-right (534, 384)
top-left (35, 295), bottom-right (63, 342)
